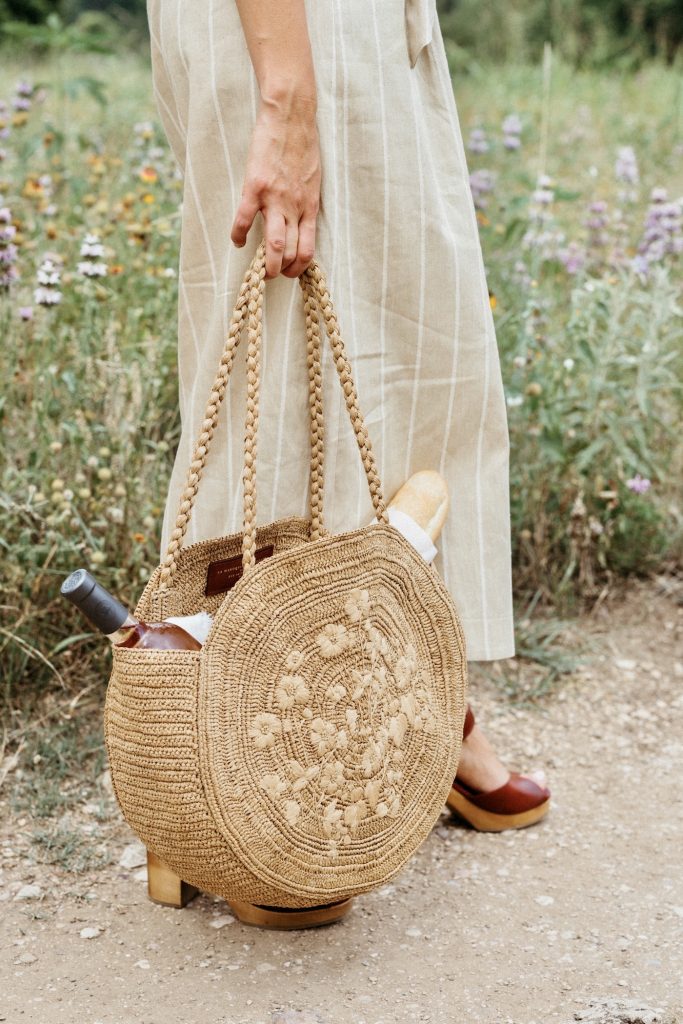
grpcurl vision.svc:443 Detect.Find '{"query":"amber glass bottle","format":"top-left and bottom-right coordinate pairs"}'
top-left (60, 569), bottom-right (202, 651)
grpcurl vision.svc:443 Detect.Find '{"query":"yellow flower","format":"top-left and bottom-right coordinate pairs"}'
top-left (139, 165), bottom-right (158, 183)
top-left (316, 622), bottom-right (349, 658)
top-left (248, 712), bottom-right (282, 750)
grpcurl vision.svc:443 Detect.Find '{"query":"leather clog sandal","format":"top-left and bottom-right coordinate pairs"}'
top-left (446, 705), bottom-right (551, 831)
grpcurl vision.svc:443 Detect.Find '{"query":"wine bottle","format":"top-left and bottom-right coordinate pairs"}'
top-left (60, 569), bottom-right (208, 650)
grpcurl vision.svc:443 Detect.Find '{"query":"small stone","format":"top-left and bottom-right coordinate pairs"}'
top-left (614, 658), bottom-right (637, 671)
top-left (209, 914), bottom-right (235, 929)
top-left (14, 884), bottom-right (42, 901)
top-left (13, 952), bottom-right (37, 965)
top-left (134, 959), bottom-right (151, 970)
top-left (405, 926), bottom-right (422, 938)
top-left (133, 867), bottom-right (148, 883)
top-left (79, 927), bottom-right (102, 940)
top-left (534, 895), bottom-right (555, 906)
top-left (271, 1012), bottom-right (327, 1024)
top-left (119, 842), bottom-right (147, 869)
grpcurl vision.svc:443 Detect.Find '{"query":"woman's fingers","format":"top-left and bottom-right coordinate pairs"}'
top-left (281, 208), bottom-right (317, 278)
top-left (230, 189), bottom-right (260, 248)
top-left (263, 207), bottom-right (287, 279)
top-left (280, 216), bottom-right (300, 274)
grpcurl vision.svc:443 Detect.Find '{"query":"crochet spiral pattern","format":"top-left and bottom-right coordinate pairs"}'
top-left (104, 241), bottom-right (468, 907)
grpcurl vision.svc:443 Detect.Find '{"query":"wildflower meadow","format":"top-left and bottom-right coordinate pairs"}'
top-left (1, 50), bottom-right (681, 710)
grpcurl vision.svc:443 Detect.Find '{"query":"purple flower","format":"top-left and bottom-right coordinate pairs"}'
top-left (0, 242), bottom-right (18, 264)
top-left (469, 168), bottom-right (496, 210)
top-left (502, 113), bottom-right (522, 150)
top-left (585, 199), bottom-right (610, 251)
top-left (15, 79), bottom-right (34, 97)
top-left (615, 146), bottom-right (639, 186)
top-left (630, 253), bottom-right (650, 278)
top-left (558, 240), bottom-right (587, 274)
top-left (637, 187), bottom-right (683, 265)
top-left (0, 204), bottom-right (18, 290)
top-left (502, 113), bottom-right (522, 135)
top-left (18, 305), bottom-right (33, 320)
top-left (626, 473), bottom-right (651, 494)
top-left (468, 127), bottom-right (489, 154)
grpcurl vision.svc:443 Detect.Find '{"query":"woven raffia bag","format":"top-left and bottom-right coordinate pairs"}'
top-left (104, 239), bottom-right (468, 908)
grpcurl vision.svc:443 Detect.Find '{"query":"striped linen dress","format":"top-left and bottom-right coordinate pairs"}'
top-left (146, 0), bottom-right (515, 661)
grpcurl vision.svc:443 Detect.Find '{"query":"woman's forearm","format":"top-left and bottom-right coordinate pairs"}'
top-left (234, 0), bottom-right (317, 113)
top-left (231, 0), bottom-right (321, 278)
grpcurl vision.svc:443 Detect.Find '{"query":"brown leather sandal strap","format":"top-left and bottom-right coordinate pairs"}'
top-left (463, 705), bottom-right (475, 740)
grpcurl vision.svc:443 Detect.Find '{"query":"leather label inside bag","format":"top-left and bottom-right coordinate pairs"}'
top-left (204, 543), bottom-right (275, 597)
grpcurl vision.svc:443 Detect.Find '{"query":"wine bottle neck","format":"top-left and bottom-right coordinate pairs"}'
top-left (106, 616), bottom-right (139, 645)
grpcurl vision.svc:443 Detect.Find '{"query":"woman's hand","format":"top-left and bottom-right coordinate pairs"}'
top-left (230, 87), bottom-right (321, 280)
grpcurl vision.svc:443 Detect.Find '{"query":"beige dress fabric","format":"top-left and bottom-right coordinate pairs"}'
top-left (146, 0), bottom-right (515, 661)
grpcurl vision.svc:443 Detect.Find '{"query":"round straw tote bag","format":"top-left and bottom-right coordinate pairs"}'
top-left (104, 239), bottom-right (468, 908)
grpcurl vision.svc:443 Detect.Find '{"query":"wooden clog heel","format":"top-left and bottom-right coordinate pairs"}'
top-left (147, 850), bottom-right (199, 907)
top-left (227, 897), bottom-right (354, 930)
top-left (446, 705), bottom-right (551, 832)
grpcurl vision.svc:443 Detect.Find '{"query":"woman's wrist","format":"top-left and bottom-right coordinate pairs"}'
top-left (259, 76), bottom-right (317, 121)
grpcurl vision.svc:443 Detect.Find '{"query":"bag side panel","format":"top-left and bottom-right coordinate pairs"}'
top-left (104, 646), bottom-right (317, 905)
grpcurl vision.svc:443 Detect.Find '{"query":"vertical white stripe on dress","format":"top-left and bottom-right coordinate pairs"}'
top-left (207, 0), bottom-right (240, 534)
top-left (368, 0), bottom-right (390, 527)
top-left (404, 69), bottom-right (427, 485)
top-left (151, 8), bottom-right (215, 547)
top-left (336, 3), bottom-right (361, 525)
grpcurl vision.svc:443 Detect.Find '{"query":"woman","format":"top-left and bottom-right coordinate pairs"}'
top-left (145, 0), bottom-right (550, 924)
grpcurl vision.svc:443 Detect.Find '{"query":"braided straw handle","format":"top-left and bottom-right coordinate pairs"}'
top-left (158, 239), bottom-right (389, 589)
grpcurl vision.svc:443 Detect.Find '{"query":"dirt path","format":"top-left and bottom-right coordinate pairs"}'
top-left (2, 580), bottom-right (682, 1024)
